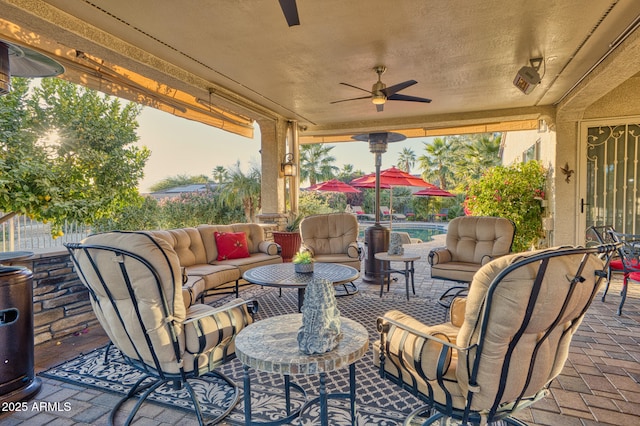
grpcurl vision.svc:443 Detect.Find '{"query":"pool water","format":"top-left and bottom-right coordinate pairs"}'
top-left (358, 224), bottom-right (446, 242)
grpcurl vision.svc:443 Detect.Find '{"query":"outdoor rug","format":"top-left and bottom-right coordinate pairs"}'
top-left (41, 287), bottom-right (449, 425)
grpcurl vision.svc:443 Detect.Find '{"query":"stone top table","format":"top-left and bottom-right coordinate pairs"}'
top-left (374, 252), bottom-right (420, 300)
top-left (235, 313), bottom-right (369, 425)
top-left (242, 263), bottom-right (359, 311)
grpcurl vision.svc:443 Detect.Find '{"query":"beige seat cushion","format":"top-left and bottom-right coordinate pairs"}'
top-left (300, 213), bottom-right (361, 271)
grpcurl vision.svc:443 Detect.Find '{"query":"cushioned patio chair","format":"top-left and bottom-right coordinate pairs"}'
top-left (428, 216), bottom-right (515, 306)
top-left (352, 205), bottom-right (375, 221)
top-left (381, 206), bottom-right (406, 221)
top-left (376, 245), bottom-right (614, 425)
top-left (300, 212), bottom-right (361, 294)
top-left (65, 231), bottom-right (257, 425)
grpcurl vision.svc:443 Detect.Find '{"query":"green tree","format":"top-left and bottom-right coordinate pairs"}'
top-left (218, 161), bottom-right (261, 222)
top-left (465, 161), bottom-right (547, 252)
top-left (299, 144), bottom-right (339, 186)
top-left (149, 174), bottom-right (209, 192)
top-left (456, 133), bottom-right (502, 185)
top-left (418, 137), bottom-right (457, 190)
top-left (212, 165), bottom-right (228, 183)
top-left (0, 78), bottom-right (149, 236)
top-left (397, 147), bottom-right (416, 173)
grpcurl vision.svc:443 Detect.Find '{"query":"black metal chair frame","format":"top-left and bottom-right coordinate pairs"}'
top-left (607, 230), bottom-right (640, 315)
top-left (378, 244), bottom-right (616, 425)
top-left (66, 237), bottom-right (257, 426)
top-left (585, 225), bottom-right (621, 303)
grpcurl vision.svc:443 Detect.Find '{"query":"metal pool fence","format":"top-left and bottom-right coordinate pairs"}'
top-left (1, 214), bottom-right (91, 252)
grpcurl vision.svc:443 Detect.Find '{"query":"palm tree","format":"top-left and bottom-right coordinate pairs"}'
top-left (397, 147), bottom-right (416, 173)
top-left (212, 165), bottom-right (228, 183)
top-left (299, 144), bottom-right (339, 186)
top-left (459, 133), bottom-right (502, 183)
top-left (418, 137), bottom-right (457, 190)
top-left (218, 161), bottom-right (261, 222)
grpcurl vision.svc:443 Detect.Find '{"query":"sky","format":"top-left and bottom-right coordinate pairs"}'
top-left (134, 107), bottom-right (434, 192)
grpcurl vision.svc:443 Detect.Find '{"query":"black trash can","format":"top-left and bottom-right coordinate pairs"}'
top-left (0, 266), bottom-right (41, 403)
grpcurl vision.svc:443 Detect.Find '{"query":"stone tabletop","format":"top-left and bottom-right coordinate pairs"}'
top-left (242, 263), bottom-right (359, 288)
top-left (374, 252), bottom-right (421, 262)
top-left (235, 314), bottom-right (369, 375)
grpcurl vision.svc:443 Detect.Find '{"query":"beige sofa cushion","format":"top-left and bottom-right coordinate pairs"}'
top-left (147, 228), bottom-right (208, 266)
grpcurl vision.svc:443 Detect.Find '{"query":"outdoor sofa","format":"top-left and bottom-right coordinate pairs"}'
top-left (143, 223), bottom-right (282, 307)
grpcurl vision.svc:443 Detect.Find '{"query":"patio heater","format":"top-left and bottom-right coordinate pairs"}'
top-left (352, 132), bottom-right (406, 283)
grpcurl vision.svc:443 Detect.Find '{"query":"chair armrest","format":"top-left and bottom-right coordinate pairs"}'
top-left (428, 247), bottom-right (452, 266)
top-left (480, 252), bottom-right (509, 265)
top-left (347, 242), bottom-right (360, 259)
top-left (300, 245), bottom-right (315, 257)
top-left (182, 298), bottom-right (258, 324)
top-left (450, 297), bottom-right (466, 327)
top-left (258, 240), bottom-right (280, 256)
top-left (377, 310), bottom-right (466, 381)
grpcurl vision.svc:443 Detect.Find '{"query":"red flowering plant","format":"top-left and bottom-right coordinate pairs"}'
top-left (465, 161), bottom-right (547, 252)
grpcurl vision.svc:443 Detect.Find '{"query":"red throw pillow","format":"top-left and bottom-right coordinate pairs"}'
top-left (215, 231), bottom-right (250, 261)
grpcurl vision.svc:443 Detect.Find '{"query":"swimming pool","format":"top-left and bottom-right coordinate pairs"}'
top-left (358, 223), bottom-right (447, 242)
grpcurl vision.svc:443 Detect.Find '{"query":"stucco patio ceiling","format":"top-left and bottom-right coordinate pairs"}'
top-left (1, 0), bottom-right (640, 142)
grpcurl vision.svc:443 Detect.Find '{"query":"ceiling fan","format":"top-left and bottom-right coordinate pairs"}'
top-left (278, 0), bottom-right (300, 26)
top-left (331, 66), bottom-right (432, 112)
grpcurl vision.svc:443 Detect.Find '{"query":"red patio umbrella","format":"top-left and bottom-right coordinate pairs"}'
top-left (351, 166), bottom-right (436, 228)
top-left (310, 179), bottom-right (361, 193)
top-left (413, 187), bottom-right (455, 197)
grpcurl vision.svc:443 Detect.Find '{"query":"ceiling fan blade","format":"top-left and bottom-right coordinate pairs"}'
top-left (278, 0), bottom-right (300, 26)
top-left (381, 80), bottom-right (417, 96)
top-left (387, 93), bottom-right (432, 103)
top-left (376, 104), bottom-right (384, 112)
top-left (330, 95), bottom-right (372, 104)
top-left (339, 82), bottom-right (373, 94)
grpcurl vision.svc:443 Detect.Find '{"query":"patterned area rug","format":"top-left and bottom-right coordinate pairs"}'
top-left (41, 287), bottom-right (448, 425)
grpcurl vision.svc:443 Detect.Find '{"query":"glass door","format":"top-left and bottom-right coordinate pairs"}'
top-left (581, 120), bottom-right (640, 235)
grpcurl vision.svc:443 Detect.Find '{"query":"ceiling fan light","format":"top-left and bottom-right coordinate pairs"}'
top-left (372, 94), bottom-right (386, 105)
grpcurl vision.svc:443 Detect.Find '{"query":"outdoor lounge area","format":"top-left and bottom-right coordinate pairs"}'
top-left (1, 234), bottom-right (639, 426)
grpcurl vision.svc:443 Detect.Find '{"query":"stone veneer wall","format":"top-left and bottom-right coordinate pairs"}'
top-left (10, 249), bottom-right (99, 346)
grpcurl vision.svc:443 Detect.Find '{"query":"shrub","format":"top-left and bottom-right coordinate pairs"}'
top-left (465, 161), bottom-right (547, 252)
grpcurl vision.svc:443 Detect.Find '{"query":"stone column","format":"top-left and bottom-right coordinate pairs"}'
top-left (256, 117), bottom-right (289, 228)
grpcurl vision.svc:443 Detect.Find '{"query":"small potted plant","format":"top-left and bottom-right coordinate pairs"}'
top-left (292, 250), bottom-right (314, 273)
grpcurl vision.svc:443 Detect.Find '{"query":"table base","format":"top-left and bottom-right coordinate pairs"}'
top-left (243, 363), bottom-right (358, 426)
top-left (379, 260), bottom-right (416, 301)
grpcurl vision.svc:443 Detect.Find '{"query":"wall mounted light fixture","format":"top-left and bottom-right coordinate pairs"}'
top-left (281, 153), bottom-right (296, 177)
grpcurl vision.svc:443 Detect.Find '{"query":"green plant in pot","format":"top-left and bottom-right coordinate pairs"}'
top-left (272, 214), bottom-right (304, 262)
top-left (292, 250), bottom-right (314, 273)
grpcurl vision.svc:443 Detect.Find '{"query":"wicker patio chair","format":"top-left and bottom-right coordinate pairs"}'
top-left (376, 244), bottom-right (615, 425)
top-left (65, 231), bottom-right (257, 426)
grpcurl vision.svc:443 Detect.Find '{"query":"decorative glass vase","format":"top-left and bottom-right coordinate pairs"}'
top-left (294, 263), bottom-right (314, 273)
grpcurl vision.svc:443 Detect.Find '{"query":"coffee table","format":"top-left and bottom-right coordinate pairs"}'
top-left (235, 313), bottom-right (369, 425)
top-left (242, 263), bottom-right (359, 311)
